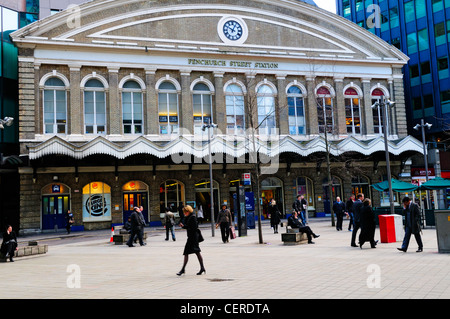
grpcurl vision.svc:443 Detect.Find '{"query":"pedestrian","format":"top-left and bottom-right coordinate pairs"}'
top-left (345, 195), bottom-right (355, 231)
top-left (164, 207), bottom-right (176, 241)
top-left (268, 198), bottom-right (281, 233)
top-left (127, 206), bottom-right (146, 247)
top-left (287, 211), bottom-right (320, 244)
top-left (350, 193), bottom-right (364, 247)
top-left (197, 204), bottom-right (204, 224)
top-left (333, 196), bottom-right (346, 231)
top-left (65, 210), bottom-right (74, 234)
top-left (1, 225), bottom-right (18, 262)
top-left (359, 199), bottom-right (377, 249)
top-left (177, 205), bottom-right (206, 276)
top-left (398, 196), bottom-right (423, 253)
top-left (293, 195), bottom-right (307, 225)
top-left (216, 204), bottom-right (233, 243)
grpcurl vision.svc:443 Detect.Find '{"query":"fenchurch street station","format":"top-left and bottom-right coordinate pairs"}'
top-left (10, 0), bottom-right (423, 234)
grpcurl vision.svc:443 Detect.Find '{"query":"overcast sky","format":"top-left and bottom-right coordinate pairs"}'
top-left (315, 0), bottom-right (337, 13)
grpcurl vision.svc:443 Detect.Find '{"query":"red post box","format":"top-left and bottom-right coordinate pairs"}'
top-left (378, 214), bottom-right (396, 243)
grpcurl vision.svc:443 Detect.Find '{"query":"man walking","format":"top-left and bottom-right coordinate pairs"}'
top-left (350, 193), bottom-right (364, 247)
top-left (333, 196), bottom-right (346, 231)
top-left (398, 197), bottom-right (423, 253)
top-left (127, 206), bottom-right (146, 247)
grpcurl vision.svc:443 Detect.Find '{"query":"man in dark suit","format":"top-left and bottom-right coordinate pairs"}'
top-left (398, 197), bottom-right (423, 253)
top-left (127, 207), bottom-right (146, 247)
top-left (350, 193), bottom-right (364, 247)
top-left (333, 196), bottom-right (346, 231)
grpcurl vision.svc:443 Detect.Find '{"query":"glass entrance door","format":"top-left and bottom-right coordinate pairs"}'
top-left (123, 192), bottom-right (149, 224)
top-left (42, 195), bottom-right (70, 230)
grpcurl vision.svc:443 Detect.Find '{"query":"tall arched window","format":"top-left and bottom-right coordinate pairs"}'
top-left (225, 83), bottom-right (245, 135)
top-left (193, 82), bottom-right (213, 136)
top-left (344, 87), bottom-right (362, 135)
top-left (158, 81), bottom-right (179, 135)
top-left (43, 77), bottom-right (67, 134)
top-left (122, 80), bottom-right (143, 134)
top-left (371, 88), bottom-right (389, 135)
top-left (316, 86), bottom-right (334, 134)
top-left (84, 79), bottom-right (106, 135)
top-left (160, 180), bottom-right (185, 213)
top-left (287, 85), bottom-right (305, 135)
top-left (257, 83), bottom-right (276, 135)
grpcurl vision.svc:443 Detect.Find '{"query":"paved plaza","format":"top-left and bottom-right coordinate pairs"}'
top-left (1, 218), bottom-right (449, 301)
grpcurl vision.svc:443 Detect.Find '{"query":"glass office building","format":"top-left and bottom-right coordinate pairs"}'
top-left (336, 0), bottom-right (450, 142)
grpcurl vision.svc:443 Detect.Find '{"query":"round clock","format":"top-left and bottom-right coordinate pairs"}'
top-left (218, 16), bottom-right (248, 45)
top-left (223, 20), bottom-right (243, 41)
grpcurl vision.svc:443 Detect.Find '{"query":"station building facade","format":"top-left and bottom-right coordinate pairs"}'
top-left (11, 0), bottom-right (423, 233)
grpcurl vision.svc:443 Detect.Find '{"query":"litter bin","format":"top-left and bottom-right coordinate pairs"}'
top-left (378, 215), bottom-right (396, 243)
top-left (247, 211), bottom-right (255, 229)
top-left (434, 210), bottom-right (450, 253)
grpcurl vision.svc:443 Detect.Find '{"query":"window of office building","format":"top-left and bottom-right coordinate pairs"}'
top-left (407, 32), bottom-right (417, 54)
top-left (438, 56), bottom-right (449, 80)
top-left (405, 1), bottom-right (415, 23)
top-left (432, 0), bottom-right (444, 12)
top-left (435, 22), bottom-right (446, 46)
top-left (193, 82), bottom-right (213, 136)
top-left (415, 0), bottom-right (427, 19)
top-left (421, 61), bottom-right (432, 84)
top-left (122, 80), bottom-right (143, 135)
top-left (389, 7), bottom-right (399, 28)
top-left (418, 28), bottom-right (429, 51)
top-left (158, 81), bottom-right (179, 135)
top-left (84, 79), bottom-right (106, 135)
top-left (287, 85), bottom-right (306, 135)
top-left (43, 77), bottom-right (67, 135)
top-left (441, 89), bottom-right (450, 113)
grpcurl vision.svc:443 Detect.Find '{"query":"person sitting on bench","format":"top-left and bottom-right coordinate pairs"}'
top-left (287, 211), bottom-right (320, 244)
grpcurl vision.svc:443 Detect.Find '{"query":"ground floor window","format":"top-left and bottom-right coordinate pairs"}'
top-left (82, 182), bottom-right (111, 222)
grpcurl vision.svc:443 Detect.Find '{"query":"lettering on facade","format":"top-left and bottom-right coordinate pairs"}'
top-left (188, 59), bottom-right (278, 69)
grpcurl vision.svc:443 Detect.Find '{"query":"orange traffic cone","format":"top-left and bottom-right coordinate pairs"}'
top-left (110, 227), bottom-right (114, 243)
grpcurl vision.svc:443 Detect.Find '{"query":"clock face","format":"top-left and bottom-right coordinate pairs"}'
top-left (223, 20), bottom-right (243, 41)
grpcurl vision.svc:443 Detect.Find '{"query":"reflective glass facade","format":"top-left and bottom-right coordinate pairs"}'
top-left (337, 0), bottom-right (450, 141)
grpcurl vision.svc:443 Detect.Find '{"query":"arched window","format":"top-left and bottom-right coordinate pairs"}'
top-left (316, 86), bottom-right (334, 134)
top-left (371, 88), bottom-right (389, 135)
top-left (225, 83), bottom-right (245, 135)
top-left (193, 82), bottom-right (213, 135)
top-left (293, 176), bottom-right (315, 208)
top-left (287, 85), bottom-right (306, 135)
top-left (84, 79), bottom-right (106, 135)
top-left (344, 87), bottom-right (362, 135)
top-left (158, 81), bottom-right (179, 135)
top-left (257, 84), bottom-right (276, 135)
top-left (160, 180), bottom-right (185, 214)
top-left (122, 80), bottom-right (143, 134)
top-left (82, 182), bottom-right (111, 222)
top-left (43, 77), bottom-right (67, 134)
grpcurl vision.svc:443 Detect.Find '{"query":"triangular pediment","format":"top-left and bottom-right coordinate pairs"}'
top-left (11, 0), bottom-right (408, 63)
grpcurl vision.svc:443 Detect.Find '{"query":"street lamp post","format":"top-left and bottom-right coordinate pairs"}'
top-left (372, 97), bottom-right (395, 215)
top-left (202, 119), bottom-right (217, 237)
top-left (414, 119), bottom-right (432, 209)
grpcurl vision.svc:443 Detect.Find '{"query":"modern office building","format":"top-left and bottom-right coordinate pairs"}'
top-left (336, 0), bottom-right (450, 207)
top-left (11, 0), bottom-right (426, 234)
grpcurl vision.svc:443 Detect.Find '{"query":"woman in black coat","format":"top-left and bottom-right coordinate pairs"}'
top-left (1, 225), bottom-right (18, 262)
top-left (268, 199), bottom-right (281, 233)
top-left (359, 199), bottom-right (377, 249)
top-left (177, 205), bottom-right (206, 276)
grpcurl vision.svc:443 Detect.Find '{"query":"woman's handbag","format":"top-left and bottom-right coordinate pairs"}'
top-left (197, 228), bottom-right (204, 242)
top-left (230, 226), bottom-right (236, 239)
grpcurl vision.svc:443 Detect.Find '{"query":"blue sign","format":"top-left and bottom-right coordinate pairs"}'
top-left (245, 192), bottom-right (255, 211)
top-left (52, 184), bottom-right (61, 193)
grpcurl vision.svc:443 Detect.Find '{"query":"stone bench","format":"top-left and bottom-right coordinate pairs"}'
top-left (113, 232), bottom-right (148, 245)
top-left (280, 222), bottom-right (307, 245)
top-left (0, 241), bottom-right (48, 262)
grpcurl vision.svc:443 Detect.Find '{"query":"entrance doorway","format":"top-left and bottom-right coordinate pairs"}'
top-left (195, 179), bottom-right (219, 222)
top-left (122, 181), bottom-right (149, 224)
top-left (322, 176), bottom-right (343, 215)
top-left (41, 183), bottom-right (70, 231)
top-left (261, 177), bottom-right (284, 218)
